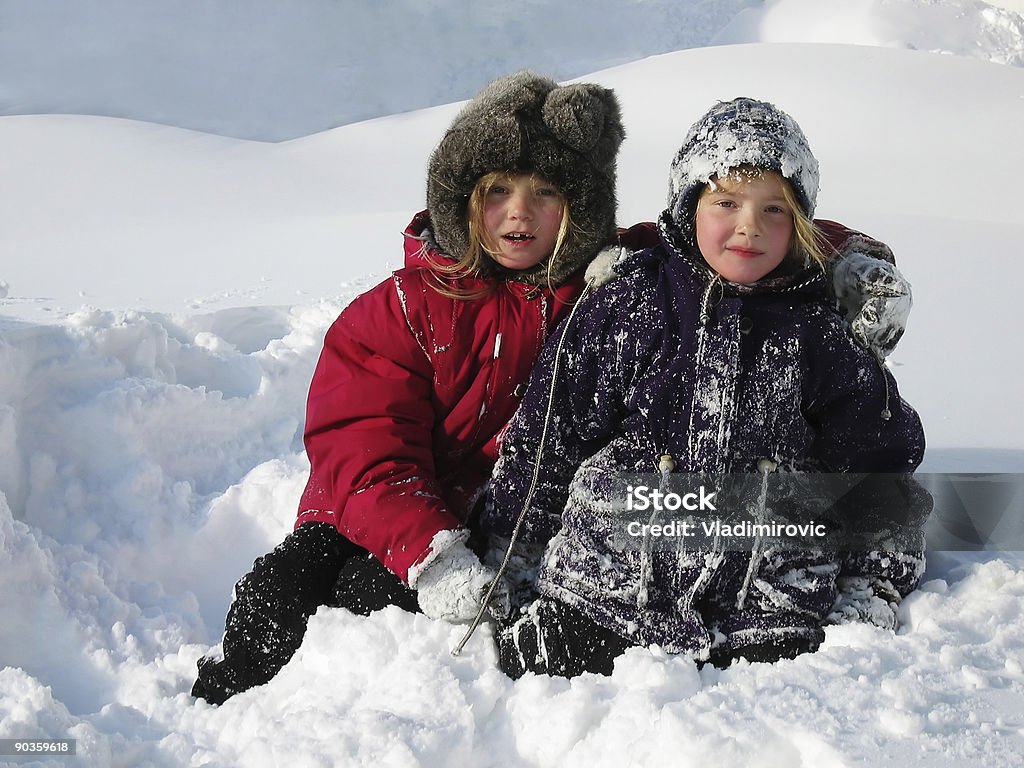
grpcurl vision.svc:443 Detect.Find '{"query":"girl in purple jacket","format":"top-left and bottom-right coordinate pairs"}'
top-left (483, 98), bottom-right (930, 678)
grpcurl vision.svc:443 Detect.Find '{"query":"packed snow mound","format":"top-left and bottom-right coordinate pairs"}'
top-left (1, 0), bottom-right (1021, 140)
top-left (0, 0), bottom-right (759, 141)
top-left (716, 0), bottom-right (1024, 66)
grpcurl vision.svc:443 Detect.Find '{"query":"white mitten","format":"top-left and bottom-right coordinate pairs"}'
top-left (832, 252), bottom-right (912, 359)
top-left (412, 535), bottom-right (509, 622)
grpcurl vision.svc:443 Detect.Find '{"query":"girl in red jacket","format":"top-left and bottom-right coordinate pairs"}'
top-left (191, 70), bottom-right (626, 703)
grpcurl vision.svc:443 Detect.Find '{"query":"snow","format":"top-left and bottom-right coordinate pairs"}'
top-left (715, 0), bottom-right (1024, 66)
top-left (3, 0), bottom-right (1023, 141)
top-left (2, 1), bottom-right (1024, 766)
top-left (0, 0), bottom-right (762, 141)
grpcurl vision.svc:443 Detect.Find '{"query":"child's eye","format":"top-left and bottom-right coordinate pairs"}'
top-left (765, 205), bottom-right (787, 214)
top-left (488, 186), bottom-right (509, 195)
top-left (536, 186), bottom-right (558, 197)
top-left (714, 199), bottom-right (736, 209)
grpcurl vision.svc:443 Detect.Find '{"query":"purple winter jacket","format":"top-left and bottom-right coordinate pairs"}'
top-left (484, 214), bottom-right (929, 659)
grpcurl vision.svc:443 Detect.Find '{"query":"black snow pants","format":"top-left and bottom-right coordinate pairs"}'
top-left (191, 522), bottom-right (418, 705)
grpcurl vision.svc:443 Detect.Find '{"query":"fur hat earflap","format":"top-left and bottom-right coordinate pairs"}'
top-left (666, 97), bottom-right (819, 246)
top-left (427, 70), bottom-right (624, 286)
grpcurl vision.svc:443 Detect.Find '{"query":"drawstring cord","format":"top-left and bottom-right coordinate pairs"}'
top-left (685, 274), bottom-right (722, 464)
top-left (636, 454), bottom-right (677, 609)
top-left (736, 457), bottom-right (777, 610)
top-left (874, 354), bottom-right (892, 421)
top-left (452, 278), bottom-right (597, 655)
top-left (699, 273), bottom-right (723, 326)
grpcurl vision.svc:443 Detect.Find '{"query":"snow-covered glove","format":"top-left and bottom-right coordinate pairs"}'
top-left (824, 575), bottom-right (902, 631)
top-left (832, 252), bottom-right (912, 359)
top-left (413, 539), bottom-right (511, 622)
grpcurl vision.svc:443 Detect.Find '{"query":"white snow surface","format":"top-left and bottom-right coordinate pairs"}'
top-left (2, 0), bottom-right (1024, 140)
top-left (2, 2), bottom-right (1024, 766)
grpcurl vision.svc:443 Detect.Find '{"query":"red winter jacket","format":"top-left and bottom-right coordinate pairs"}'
top-left (296, 212), bottom-right (587, 582)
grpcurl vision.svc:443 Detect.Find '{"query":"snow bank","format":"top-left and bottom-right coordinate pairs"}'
top-left (4, 555), bottom-right (1023, 766)
top-left (716, 0), bottom-right (1024, 66)
top-left (0, 0), bottom-right (760, 141)
top-left (0, 300), bottom-right (344, 720)
top-left (1, 0), bottom-right (1021, 140)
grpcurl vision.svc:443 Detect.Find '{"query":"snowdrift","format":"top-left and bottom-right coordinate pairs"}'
top-left (1, 40), bottom-right (1023, 768)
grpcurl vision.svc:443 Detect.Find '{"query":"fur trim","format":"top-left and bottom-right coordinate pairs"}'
top-left (584, 245), bottom-right (628, 288)
top-left (426, 71), bottom-right (624, 287)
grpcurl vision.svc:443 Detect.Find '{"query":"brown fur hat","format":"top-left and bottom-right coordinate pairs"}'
top-left (426, 71), bottom-right (624, 286)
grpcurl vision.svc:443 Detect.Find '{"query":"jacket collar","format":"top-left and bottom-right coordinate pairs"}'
top-left (656, 211), bottom-right (827, 300)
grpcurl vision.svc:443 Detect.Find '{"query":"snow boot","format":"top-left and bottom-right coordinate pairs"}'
top-left (496, 596), bottom-right (630, 679)
top-left (710, 634), bottom-right (820, 669)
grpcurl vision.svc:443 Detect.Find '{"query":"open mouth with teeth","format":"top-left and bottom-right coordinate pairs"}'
top-left (503, 232), bottom-right (535, 242)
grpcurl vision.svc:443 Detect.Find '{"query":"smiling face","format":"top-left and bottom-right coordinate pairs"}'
top-left (695, 169), bottom-right (796, 284)
top-left (481, 173), bottom-right (565, 272)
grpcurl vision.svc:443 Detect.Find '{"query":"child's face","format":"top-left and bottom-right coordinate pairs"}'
top-left (483, 174), bottom-right (564, 272)
top-left (695, 170), bottom-right (794, 284)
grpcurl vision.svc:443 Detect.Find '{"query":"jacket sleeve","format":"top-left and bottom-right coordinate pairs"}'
top-left (804, 321), bottom-right (931, 595)
top-left (483, 281), bottom-right (646, 547)
top-left (816, 219), bottom-right (896, 267)
top-left (296, 274), bottom-right (464, 584)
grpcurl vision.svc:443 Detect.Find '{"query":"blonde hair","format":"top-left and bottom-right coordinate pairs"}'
top-left (701, 166), bottom-right (832, 269)
top-left (425, 171), bottom-right (574, 299)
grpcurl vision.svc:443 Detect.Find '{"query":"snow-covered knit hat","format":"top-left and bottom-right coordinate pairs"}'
top-left (667, 97), bottom-right (819, 245)
top-left (427, 70), bottom-right (624, 286)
